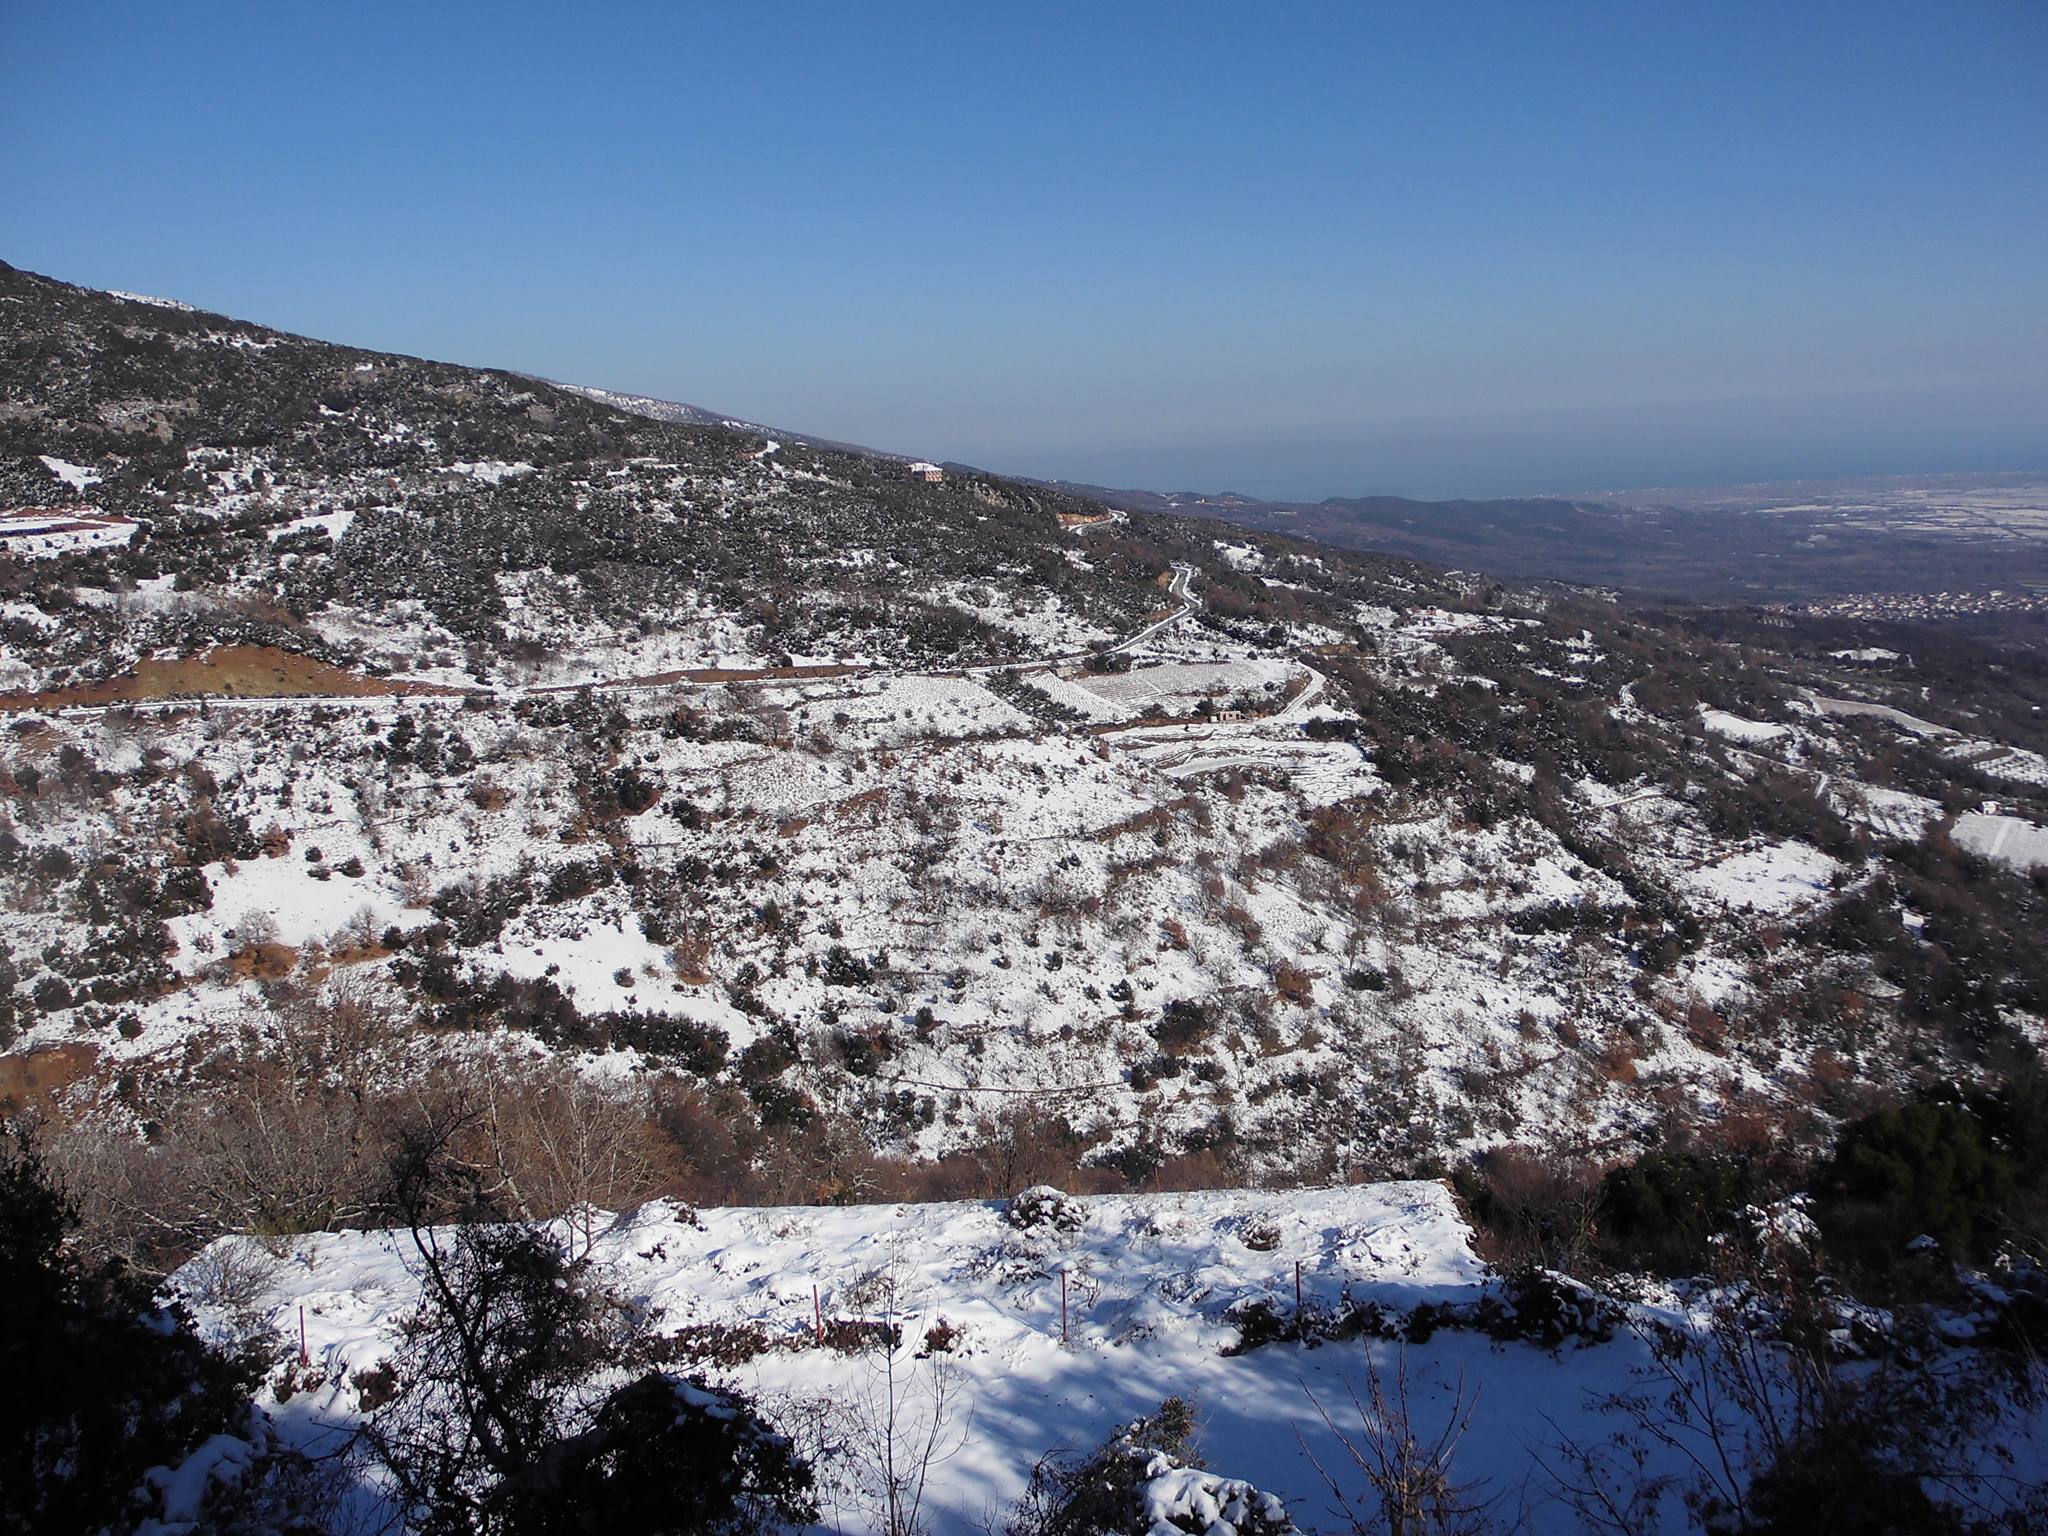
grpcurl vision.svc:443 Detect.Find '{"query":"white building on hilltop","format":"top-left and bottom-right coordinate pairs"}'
top-left (907, 461), bottom-right (944, 483)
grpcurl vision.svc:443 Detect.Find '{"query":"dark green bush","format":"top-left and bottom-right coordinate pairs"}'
top-left (1, 1128), bottom-right (263, 1535)
top-left (1597, 1149), bottom-right (1758, 1276)
top-left (1816, 1099), bottom-right (2018, 1270)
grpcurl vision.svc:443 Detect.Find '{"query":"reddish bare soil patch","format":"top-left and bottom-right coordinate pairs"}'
top-left (227, 941), bottom-right (299, 981)
top-left (0, 644), bottom-right (471, 711)
top-left (0, 1042), bottom-right (102, 1117)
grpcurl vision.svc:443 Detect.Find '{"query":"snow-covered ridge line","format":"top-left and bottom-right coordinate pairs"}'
top-left (106, 288), bottom-right (197, 312)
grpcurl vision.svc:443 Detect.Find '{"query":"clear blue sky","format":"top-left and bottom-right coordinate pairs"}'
top-left (4, 1), bottom-right (2044, 499)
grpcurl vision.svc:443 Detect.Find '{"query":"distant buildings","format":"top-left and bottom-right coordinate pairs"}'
top-left (1781, 590), bottom-right (2048, 624)
top-left (907, 461), bottom-right (944, 483)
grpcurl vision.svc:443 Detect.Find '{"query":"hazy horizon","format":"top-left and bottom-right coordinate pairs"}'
top-left (5, 2), bottom-right (2044, 502)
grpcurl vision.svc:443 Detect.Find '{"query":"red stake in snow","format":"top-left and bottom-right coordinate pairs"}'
top-left (299, 1305), bottom-right (310, 1368)
top-left (814, 1284), bottom-right (824, 1345)
top-left (1060, 1268), bottom-right (1069, 1346)
top-left (1294, 1261), bottom-right (1304, 1340)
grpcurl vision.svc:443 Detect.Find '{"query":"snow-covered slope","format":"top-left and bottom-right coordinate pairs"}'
top-left (175, 1182), bottom-right (2047, 1535)
top-left (177, 1184), bottom-right (1659, 1532)
top-left (3, 259), bottom-right (2047, 1222)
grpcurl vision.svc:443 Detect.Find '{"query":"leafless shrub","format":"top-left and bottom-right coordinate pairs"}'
top-left (1298, 1351), bottom-right (1491, 1536)
top-left (228, 910), bottom-right (280, 949)
top-left (1468, 1144), bottom-right (1601, 1274)
top-left (473, 1063), bottom-right (668, 1256)
top-left (173, 1236), bottom-right (281, 1321)
top-left (1539, 1236), bottom-right (2047, 1534)
top-left (1274, 964), bottom-right (1315, 1005)
top-left (837, 1334), bottom-right (967, 1536)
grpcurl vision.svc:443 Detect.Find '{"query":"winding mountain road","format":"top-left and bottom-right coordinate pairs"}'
top-left (39, 561), bottom-right (1215, 721)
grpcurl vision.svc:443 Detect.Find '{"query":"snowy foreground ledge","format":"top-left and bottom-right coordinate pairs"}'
top-left (168, 1181), bottom-right (2028, 1535)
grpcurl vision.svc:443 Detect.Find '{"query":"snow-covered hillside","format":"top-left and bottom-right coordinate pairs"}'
top-left (2, 257), bottom-right (2046, 1272)
top-left (4, 261), bottom-right (2047, 1536)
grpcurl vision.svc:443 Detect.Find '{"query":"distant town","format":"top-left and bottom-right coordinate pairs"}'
top-left (1780, 587), bottom-right (2048, 624)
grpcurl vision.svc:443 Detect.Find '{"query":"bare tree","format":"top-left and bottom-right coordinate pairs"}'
top-left (474, 1063), bottom-right (666, 1257)
top-left (835, 1244), bottom-right (970, 1536)
top-left (965, 1101), bottom-right (1084, 1200)
top-left (37, 991), bottom-right (410, 1272)
top-left (844, 1345), bottom-right (963, 1536)
top-left (1299, 1350), bottom-right (1491, 1536)
top-left (1469, 1143), bottom-right (1601, 1275)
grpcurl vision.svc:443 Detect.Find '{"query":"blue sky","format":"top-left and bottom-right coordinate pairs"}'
top-left (4, 1), bottom-right (2044, 499)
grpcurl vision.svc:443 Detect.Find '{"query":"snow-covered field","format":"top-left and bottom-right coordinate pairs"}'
top-left (1953, 811), bottom-right (2048, 872)
top-left (1807, 695), bottom-right (1956, 737)
top-left (167, 1183), bottom-right (1857, 1536)
top-left (1955, 742), bottom-right (2048, 788)
top-left (0, 505), bottom-right (136, 558)
top-left (1679, 839), bottom-right (1840, 916)
top-left (1700, 707), bottom-right (1789, 745)
top-left (1071, 659), bottom-right (1302, 717)
top-left (1832, 781), bottom-right (1944, 838)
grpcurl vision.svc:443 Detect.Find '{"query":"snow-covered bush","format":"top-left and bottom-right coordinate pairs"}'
top-left (1004, 1398), bottom-right (1295, 1536)
top-left (131, 1404), bottom-right (343, 1536)
top-left (363, 1215), bottom-right (816, 1535)
top-left (1133, 1459), bottom-right (1295, 1536)
top-left (1008, 1184), bottom-right (1087, 1235)
top-left (2, 1129), bottom-right (276, 1536)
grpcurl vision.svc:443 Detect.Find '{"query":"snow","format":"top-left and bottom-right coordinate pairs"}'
top-left (1700, 708), bottom-right (1789, 745)
top-left (1807, 695), bottom-right (1955, 737)
top-left (1952, 812), bottom-right (2048, 872)
top-left (1832, 781), bottom-right (1942, 838)
top-left (1019, 669), bottom-right (1128, 721)
top-left (930, 581), bottom-right (1114, 655)
top-left (0, 507), bottom-right (136, 558)
top-left (268, 508), bottom-right (357, 542)
top-left (498, 907), bottom-right (679, 1010)
top-left (1213, 541), bottom-right (1265, 572)
top-left (1072, 660), bottom-right (1301, 717)
top-left (168, 847), bottom-right (405, 961)
top-left (1113, 728), bottom-right (1380, 806)
top-left (785, 673), bottom-right (1036, 747)
top-left (175, 1183), bottom-right (2044, 1536)
top-left (139, 1425), bottom-right (264, 1532)
top-left (0, 600), bottom-right (58, 635)
top-left (1139, 1459), bottom-right (1290, 1536)
top-left (1679, 839), bottom-right (1840, 916)
top-left (448, 460), bottom-right (535, 485)
top-left (170, 1183), bottom-right (1610, 1535)
top-left (1952, 742), bottom-right (2048, 788)
top-left (38, 453), bottom-right (102, 493)
top-left (107, 288), bottom-right (197, 311)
